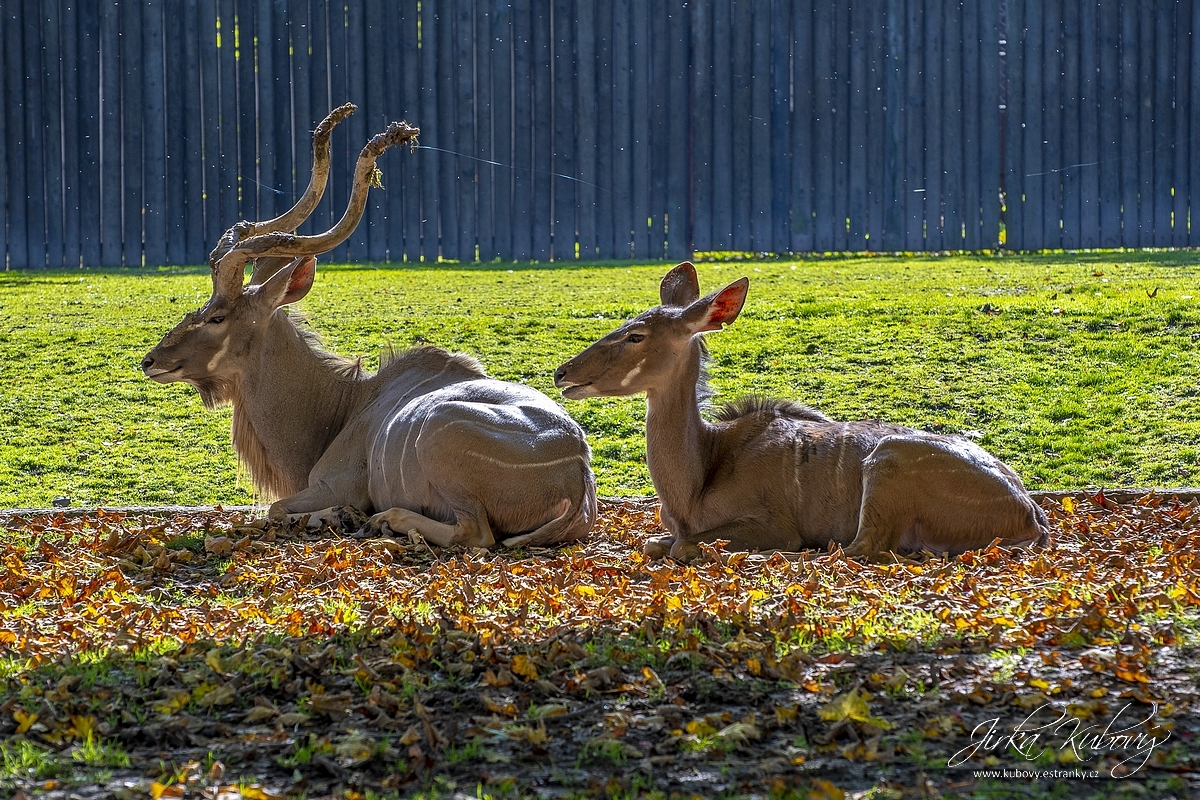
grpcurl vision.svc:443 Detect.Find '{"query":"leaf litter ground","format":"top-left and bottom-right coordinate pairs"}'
top-left (2, 495), bottom-right (1199, 799)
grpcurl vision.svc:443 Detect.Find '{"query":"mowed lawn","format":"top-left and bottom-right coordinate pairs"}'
top-left (3, 251), bottom-right (1200, 510)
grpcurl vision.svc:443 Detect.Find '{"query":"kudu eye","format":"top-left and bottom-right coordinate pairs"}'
top-left (208, 315), bottom-right (226, 325)
top-left (627, 333), bottom-right (646, 344)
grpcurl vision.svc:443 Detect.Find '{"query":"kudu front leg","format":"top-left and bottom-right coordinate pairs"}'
top-left (367, 507), bottom-right (496, 549)
top-left (268, 482), bottom-right (355, 529)
top-left (660, 517), bottom-right (782, 564)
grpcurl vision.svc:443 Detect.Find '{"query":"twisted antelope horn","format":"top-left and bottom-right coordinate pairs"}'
top-left (208, 103), bottom-right (358, 298)
top-left (214, 120), bottom-right (420, 287)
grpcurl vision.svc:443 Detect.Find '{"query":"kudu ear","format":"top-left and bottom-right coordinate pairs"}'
top-left (683, 277), bottom-right (749, 334)
top-left (253, 256), bottom-right (317, 308)
top-left (660, 261), bottom-right (701, 307)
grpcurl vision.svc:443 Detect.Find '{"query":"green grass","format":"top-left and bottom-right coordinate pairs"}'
top-left (3, 251), bottom-right (1200, 508)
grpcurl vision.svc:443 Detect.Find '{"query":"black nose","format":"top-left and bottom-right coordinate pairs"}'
top-left (141, 355), bottom-right (155, 370)
top-left (553, 365), bottom-right (567, 384)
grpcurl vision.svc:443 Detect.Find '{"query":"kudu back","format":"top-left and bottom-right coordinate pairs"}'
top-left (143, 105), bottom-right (596, 548)
top-left (554, 262), bottom-right (1048, 561)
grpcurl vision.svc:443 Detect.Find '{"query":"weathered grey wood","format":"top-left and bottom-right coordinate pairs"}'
top-left (831, 0), bottom-right (850, 252)
top-left (882, 0), bottom-right (904, 251)
top-left (553, 0), bottom-right (576, 260)
top-left (1021, 0), bottom-right (1043, 249)
top-left (690, 0), bottom-right (712, 253)
top-left (309, 0), bottom-right (334, 237)
top-left (1192, 0), bottom-right (1200, 246)
top-left (453, 0), bottom-right (477, 262)
top-left (904, 0), bottom-right (925, 249)
top-left (1153, 0), bottom-right (1175, 246)
top-left (629, 0), bottom-right (649, 257)
top-left (41, 0), bottom-right (64, 267)
top-left (435, 0), bottom-right (460, 261)
top-left (0, 6), bottom-right (9, 268)
top-left (647, 0), bottom-right (667, 258)
top-left (1078, 0), bottom-right (1100, 247)
top-left (1172, 0), bottom-right (1192, 248)
top-left (398, 0), bottom-right (421, 260)
top-left (216, 0), bottom-right (238, 259)
top-left (345, 0), bottom-right (369, 259)
top-left (419, 0), bottom-right (443, 259)
top-left (256, 0), bottom-right (277, 222)
top-left (594, 0), bottom-right (614, 258)
top-left (142, 0), bottom-right (167, 267)
top-left (474, 0), bottom-right (498, 261)
top-left (288, 0), bottom-right (310, 234)
top-left (1003, 0), bottom-right (1022, 250)
top-left (235, 0), bottom-right (257, 224)
top-left (1119, 0), bottom-right (1139, 246)
top-left (945, 0), bottom-right (966, 249)
top-left (666, 0), bottom-right (689, 259)
top-left (730, 0), bottom-right (752, 251)
top-left (712, 0), bottom-right (734, 251)
top-left (163, 0), bottom-right (186, 264)
top-left (612, 0), bottom-right (633, 257)
top-left (864, 0), bottom-right (884, 249)
top-left (78, 0), bottom-right (102, 266)
top-left (922, 0), bottom-right (943, 250)
top-left (532, 0), bottom-right (552, 260)
top-left (118, 0), bottom-right (143, 266)
top-left (269, 0), bottom-right (291, 226)
top-left (1042, 0), bottom-right (1064, 250)
top-left (364, 0), bottom-right (388, 261)
top-left (812, 0), bottom-right (834, 252)
top-left (962, 0), bottom-right (982, 249)
top-left (978, 0), bottom-right (1000, 247)
top-left (576, 0), bottom-right (598, 259)
top-left (1097, 0), bottom-right (1121, 247)
top-left (750, 0), bottom-right (772, 251)
top-left (769, 0), bottom-right (791, 252)
top-left (198, 0), bottom-right (222, 250)
top-left (846, 0), bottom-right (866, 251)
top-left (327, 0), bottom-right (352, 262)
top-left (180, 0), bottom-right (204, 266)
top-left (22, 0), bottom-right (47, 267)
top-left (1136, 2), bottom-right (1153, 246)
top-left (1059, 0), bottom-right (1080, 249)
top-left (511, 0), bottom-right (534, 260)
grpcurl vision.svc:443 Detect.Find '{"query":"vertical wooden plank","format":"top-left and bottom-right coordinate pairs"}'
top-left (400, 0), bottom-right (422, 260)
top-left (629, 0), bottom-right (650, 257)
top-left (364, 0), bottom-right (388, 261)
top-left (666, 0), bottom-right (689, 258)
top-left (435, 0), bottom-right (460, 261)
top-left (256, 0), bottom-right (277, 222)
top-left (163, 0), bottom-right (186, 264)
top-left (122, 0), bottom-right (145, 265)
top-left (1119, 0), bottom-right (1140, 246)
top-left (490, 0), bottom-right (513, 261)
top-left (831, 0), bottom-right (850, 251)
top-left (216, 0), bottom-right (238, 256)
top-left (1153, 0), bottom-right (1175, 245)
top-left (62, 0), bottom-right (83, 266)
top-left (904, 0), bottom-right (925, 249)
top-left (769, 0), bottom-right (791, 252)
top-left (0, 6), bottom-right (6, 268)
top-left (882, 0), bottom-right (904, 251)
top-left (576, 0), bottom-right (598, 259)
top-left (532, 0), bottom-right (553, 259)
top-left (474, 0), bottom-right (493, 261)
top-left (1098, 0), bottom-right (1121, 246)
top-left (199, 0), bottom-right (222, 249)
top-left (142, 0), bottom-right (168, 266)
top-left (307, 0), bottom-right (330, 236)
top-left (327, 0), bottom-right (352, 262)
top-left (452, 0), bottom-right (475, 262)
top-left (648, 0), bottom-right (667, 258)
top-left (23, 0), bottom-right (48, 266)
top-left (690, 0), bottom-right (713, 253)
top-left (1192, 0), bottom-right (1200, 246)
top-left (512, 0), bottom-right (534, 259)
top-left (41, 0), bottom-right (64, 267)
top-left (978, 0), bottom-right (1000, 247)
top-left (383, 0), bottom-right (405, 259)
top-left (270, 0), bottom-right (291, 225)
top-left (922, 0), bottom-right (944, 250)
top-left (1042, 0), bottom-right (1063, 249)
top-left (962, 0), bottom-right (982, 249)
top-left (182, 0), bottom-right (206, 262)
top-left (864, 0), bottom-right (885, 249)
top-left (1136, 2), bottom-right (1153, 245)
top-left (612, 0), bottom-right (633, 257)
top-left (945, 0), bottom-right (966, 249)
top-left (749, 0), bottom-right (771, 251)
top-left (419, 0), bottom-right (443, 259)
top-left (345, 0), bottom-right (369, 259)
top-left (713, 0), bottom-right (734, 251)
top-left (78, 0), bottom-right (102, 266)
top-left (235, 0), bottom-right (256, 224)
top-left (593, 0), bottom-right (614, 258)
top-left (3, 1), bottom-right (27, 267)
top-left (846, 0), bottom-right (867, 251)
top-left (1001, 0), bottom-right (1022, 250)
top-left (1172, 0), bottom-right (1191, 247)
top-left (1079, 0), bottom-right (1101, 247)
top-left (552, 0), bottom-right (576, 259)
top-left (289, 0), bottom-right (310, 234)
top-left (811, 0), bottom-right (833, 252)
top-left (730, 0), bottom-right (752, 251)
top-left (1060, 0), bottom-right (1082, 248)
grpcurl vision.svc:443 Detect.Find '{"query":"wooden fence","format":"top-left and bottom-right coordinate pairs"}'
top-left (0, 0), bottom-right (1194, 268)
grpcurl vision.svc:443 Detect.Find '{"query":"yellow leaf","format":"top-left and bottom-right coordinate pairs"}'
top-left (239, 787), bottom-right (279, 800)
top-left (1028, 678), bottom-right (1051, 690)
top-left (511, 654), bottom-right (539, 681)
top-left (150, 783), bottom-right (184, 799)
top-left (1061, 496), bottom-right (1076, 514)
top-left (573, 585), bottom-right (596, 597)
top-left (70, 715), bottom-right (96, 741)
top-left (204, 650), bottom-right (224, 673)
top-left (1091, 687), bottom-right (1109, 698)
top-left (808, 778), bottom-right (845, 800)
top-left (399, 725), bottom-right (421, 746)
top-left (685, 718), bottom-right (717, 737)
top-left (818, 689), bottom-right (892, 730)
top-left (13, 708), bottom-right (37, 734)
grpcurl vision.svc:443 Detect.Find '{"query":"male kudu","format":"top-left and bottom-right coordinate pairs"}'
top-left (143, 105), bottom-right (596, 548)
top-left (554, 262), bottom-right (1048, 561)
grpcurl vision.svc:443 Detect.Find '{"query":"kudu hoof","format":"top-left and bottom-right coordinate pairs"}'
top-left (643, 535), bottom-right (675, 559)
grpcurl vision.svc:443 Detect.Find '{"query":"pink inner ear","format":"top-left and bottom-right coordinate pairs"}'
top-left (700, 282), bottom-right (747, 330)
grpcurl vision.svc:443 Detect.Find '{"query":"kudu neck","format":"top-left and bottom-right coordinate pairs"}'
top-left (643, 338), bottom-right (711, 519)
top-left (232, 310), bottom-right (364, 498)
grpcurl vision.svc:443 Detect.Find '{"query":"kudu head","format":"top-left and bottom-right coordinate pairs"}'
top-left (142, 105), bottom-right (419, 407)
top-left (554, 262), bottom-right (749, 398)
